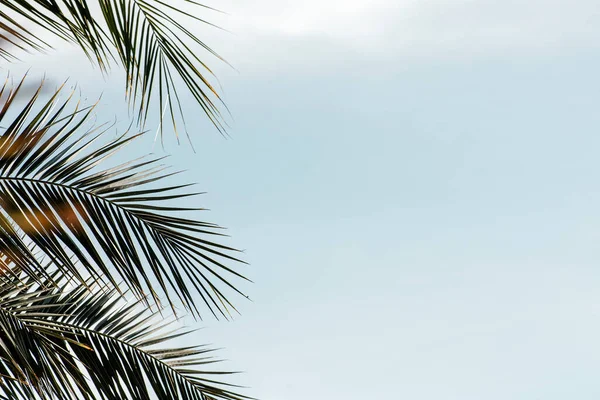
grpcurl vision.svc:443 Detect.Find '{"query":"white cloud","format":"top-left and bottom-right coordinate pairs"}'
top-left (221, 0), bottom-right (395, 38)
top-left (390, 0), bottom-right (600, 51)
top-left (13, 0), bottom-right (600, 78)
top-left (211, 0), bottom-right (600, 61)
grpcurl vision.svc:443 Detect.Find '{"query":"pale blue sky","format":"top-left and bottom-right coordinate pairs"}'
top-left (11, 0), bottom-right (600, 398)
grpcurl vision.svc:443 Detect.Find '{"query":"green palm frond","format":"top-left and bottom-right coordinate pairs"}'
top-left (0, 268), bottom-right (249, 400)
top-left (0, 77), bottom-right (249, 319)
top-left (0, 0), bottom-right (228, 136)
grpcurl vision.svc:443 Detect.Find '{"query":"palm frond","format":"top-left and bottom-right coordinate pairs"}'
top-left (0, 77), bottom-right (249, 319)
top-left (0, 268), bottom-right (249, 400)
top-left (0, 0), bottom-right (228, 136)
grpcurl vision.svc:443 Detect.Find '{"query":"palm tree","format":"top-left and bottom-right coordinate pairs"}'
top-left (0, 1), bottom-right (250, 399)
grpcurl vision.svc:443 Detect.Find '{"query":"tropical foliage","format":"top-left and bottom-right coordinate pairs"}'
top-left (1, 0), bottom-right (226, 135)
top-left (0, 1), bottom-right (249, 399)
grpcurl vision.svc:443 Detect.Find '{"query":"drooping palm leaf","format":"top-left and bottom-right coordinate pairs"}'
top-left (0, 267), bottom-right (249, 400)
top-left (0, 0), bottom-right (228, 136)
top-left (0, 77), bottom-right (249, 319)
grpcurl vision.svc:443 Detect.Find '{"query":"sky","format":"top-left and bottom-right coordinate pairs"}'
top-left (9, 0), bottom-right (600, 399)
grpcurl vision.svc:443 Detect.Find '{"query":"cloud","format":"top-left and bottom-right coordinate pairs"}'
top-left (14, 0), bottom-right (600, 79)
top-left (222, 0), bottom-right (395, 38)
top-left (212, 0), bottom-right (600, 65)
top-left (389, 0), bottom-right (600, 51)
top-left (221, 0), bottom-right (599, 41)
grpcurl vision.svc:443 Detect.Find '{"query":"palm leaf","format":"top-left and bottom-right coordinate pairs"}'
top-left (0, 268), bottom-right (249, 399)
top-left (0, 77), bottom-right (249, 319)
top-left (0, 0), bottom-right (228, 136)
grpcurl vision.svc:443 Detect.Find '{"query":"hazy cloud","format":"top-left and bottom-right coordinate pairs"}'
top-left (16, 0), bottom-right (600, 78)
top-left (210, 0), bottom-right (600, 68)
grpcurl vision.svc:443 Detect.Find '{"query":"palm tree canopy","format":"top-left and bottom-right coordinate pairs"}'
top-left (0, 0), bottom-right (228, 136)
top-left (0, 3), bottom-right (251, 398)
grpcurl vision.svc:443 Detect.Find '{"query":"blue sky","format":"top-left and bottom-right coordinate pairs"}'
top-left (12, 0), bottom-right (600, 398)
